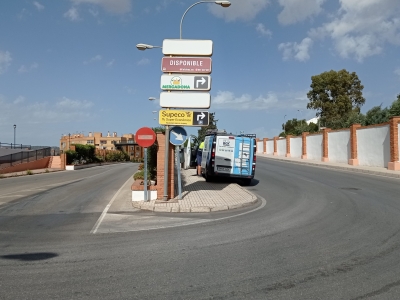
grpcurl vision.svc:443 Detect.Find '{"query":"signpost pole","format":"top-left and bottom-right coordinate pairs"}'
top-left (144, 147), bottom-right (148, 201)
top-left (163, 125), bottom-right (170, 201)
top-left (176, 145), bottom-right (182, 200)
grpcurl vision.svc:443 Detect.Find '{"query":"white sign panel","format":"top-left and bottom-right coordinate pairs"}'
top-left (162, 39), bottom-right (213, 56)
top-left (160, 92), bottom-right (211, 109)
top-left (160, 75), bottom-right (211, 91)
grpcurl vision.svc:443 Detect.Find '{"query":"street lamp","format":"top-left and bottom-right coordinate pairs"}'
top-left (13, 124), bottom-right (16, 148)
top-left (180, 1), bottom-right (231, 39)
top-left (136, 44), bottom-right (162, 51)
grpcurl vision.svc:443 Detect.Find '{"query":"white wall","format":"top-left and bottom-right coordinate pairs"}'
top-left (357, 125), bottom-right (390, 167)
top-left (306, 134), bottom-right (323, 160)
top-left (290, 137), bottom-right (302, 158)
top-left (257, 141), bottom-right (263, 153)
top-left (266, 140), bottom-right (274, 154)
top-left (328, 130), bottom-right (350, 163)
top-left (277, 139), bottom-right (286, 156)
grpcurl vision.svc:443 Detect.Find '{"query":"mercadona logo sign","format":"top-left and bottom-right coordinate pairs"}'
top-left (162, 76), bottom-right (190, 90)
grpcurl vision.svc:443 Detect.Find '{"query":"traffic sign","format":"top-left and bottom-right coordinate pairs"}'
top-left (160, 92), bottom-right (211, 109)
top-left (135, 127), bottom-right (156, 148)
top-left (162, 39), bottom-right (213, 56)
top-left (169, 126), bottom-right (187, 146)
top-left (161, 57), bottom-right (212, 74)
top-left (160, 75), bottom-right (211, 91)
top-left (159, 110), bottom-right (209, 126)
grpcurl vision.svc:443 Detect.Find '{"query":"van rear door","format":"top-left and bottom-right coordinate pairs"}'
top-left (233, 136), bottom-right (252, 176)
top-left (214, 136), bottom-right (235, 174)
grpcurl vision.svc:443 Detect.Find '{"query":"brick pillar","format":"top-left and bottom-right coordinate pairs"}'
top-left (285, 135), bottom-right (292, 157)
top-left (388, 117), bottom-right (400, 171)
top-left (348, 124), bottom-right (361, 166)
top-left (322, 128), bottom-right (330, 162)
top-left (60, 153), bottom-right (66, 170)
top-left (301, 132), bottom-right (309, 159)
top-left (263, 138), bottom-right (268, 154)
top-left (156, 132), bottom-right (175, 200)
top-left (273, 137), bottom-right (278, 156)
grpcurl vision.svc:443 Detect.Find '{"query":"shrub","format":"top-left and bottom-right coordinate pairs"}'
top-left (65, 150), bottom-right (78, 165)
top-left (26, 169), bottom-right (33, 175)
top-left (133, 170), bottom-right (151, 181)
top-left (138, 163), bottom-right (144, 170)
top-left (45, 169), bottom-right (49, 173)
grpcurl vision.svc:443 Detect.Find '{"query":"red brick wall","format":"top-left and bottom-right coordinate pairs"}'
top-left (156, 132), bottom-right (174, 200)
top-left (0, 157), bottom-right (51, 174)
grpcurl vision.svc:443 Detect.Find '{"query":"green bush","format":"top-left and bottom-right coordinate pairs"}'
top-left (133, 170), bottom-right (151, 181)
top-left (65, 150), bottom-right (78, 165)
top-left (75, 144), bottom-right (96, 163)
top-left (26, 169), bottom-right (33, 175)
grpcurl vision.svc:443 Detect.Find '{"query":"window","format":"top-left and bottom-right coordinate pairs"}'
top-left (87, 140), bottom-right (94, 144)
top-left (100, 140), bottom-right (107, 144)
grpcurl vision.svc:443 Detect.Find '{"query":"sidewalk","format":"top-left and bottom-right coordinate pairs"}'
top-left (0, 168), bottom-right (63, 178)
top-left (131, 168), bottom-right (258, 213)
top-left (257, 153), bottom-right (400, 179)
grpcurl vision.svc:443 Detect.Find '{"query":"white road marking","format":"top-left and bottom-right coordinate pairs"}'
top-left (90, 176), bottom-right (133, 234)
top-left (93, 194), bottom-right (267, 234)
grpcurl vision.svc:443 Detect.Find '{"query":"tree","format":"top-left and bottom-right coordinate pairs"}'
top-left (307, 69), bottom-right (365, 124)
top-left (280, 118), bottom-right (318, 137)
top-left (324, 110), bottom-right (366, 129)
top-left (389, 94), bottom-right (400, 117)
top-left (197, 112), bottom-right (217, 142)
top-left (365, 104), bottom-right (389, 126)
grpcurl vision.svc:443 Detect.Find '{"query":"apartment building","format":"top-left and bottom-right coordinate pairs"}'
top-left (60, 131), bottom-right (144, 160)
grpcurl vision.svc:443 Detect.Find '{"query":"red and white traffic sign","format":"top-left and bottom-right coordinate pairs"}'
top-left (135, 127), bottom-right (156, 148)
top-left (161, 57), bottom-right (212, 74)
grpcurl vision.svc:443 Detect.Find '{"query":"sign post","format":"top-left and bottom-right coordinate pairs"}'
top-left (135, 127), bottom-right (156, 201)
top-left (169, 126), bottom-right (188, 200)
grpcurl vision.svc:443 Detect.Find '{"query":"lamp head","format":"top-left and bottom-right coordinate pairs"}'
top-left (215, 1), bottom-right (231, 7)
top-left (136, 43), bottom-right (152, 51)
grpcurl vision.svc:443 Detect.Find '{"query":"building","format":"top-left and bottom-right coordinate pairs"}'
top-left (60, 131), bottom-right (144, 160)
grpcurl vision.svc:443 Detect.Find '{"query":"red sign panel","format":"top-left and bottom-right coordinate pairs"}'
top-left (135, 127), bottom-right (156, 148)
top-left (161, 57), bottom-right (212, 74)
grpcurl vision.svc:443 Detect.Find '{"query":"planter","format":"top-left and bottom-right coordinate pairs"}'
top-left (131, 179), bottom-right (157, 201)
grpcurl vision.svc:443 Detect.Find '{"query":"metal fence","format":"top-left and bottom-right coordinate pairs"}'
top-left (0, 147), bottom-right (51, 170)
top-left (0, 142), bottom-right (31, 149)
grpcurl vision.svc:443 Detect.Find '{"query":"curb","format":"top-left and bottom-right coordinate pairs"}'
top-left (131, 198), bottom-right (259, 213)
top-left (259, 156), bottom-right (400, 179)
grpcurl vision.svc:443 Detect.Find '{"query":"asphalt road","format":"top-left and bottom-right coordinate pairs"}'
top-left (1, 159), bottom-right (400, 299)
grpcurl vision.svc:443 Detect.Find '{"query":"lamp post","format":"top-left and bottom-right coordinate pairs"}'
top-left (180, 1), bottom-right (231, 39)
top-left (68, 133), bottom-right (71, 150)
top-left (137, 0), bottom-right (231, 201)
top-left (13, 124), bottom-right (16, 148)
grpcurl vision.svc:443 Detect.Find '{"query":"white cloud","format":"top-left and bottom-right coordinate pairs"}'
top-left (18, 62), bottom-right (39, 73)
top-left (278, 0), bottom-right (325, 25)
top-left (208, 0), bottom-right (270, 22)
top-left (0, 96), bottom-right (95, 126)
top-left (33, 1), bottom-right (44, 11)
top-left (395, 68), bottom-right (400, 78)
top-left (70, 0), bottom-right (131, 14)
top-left (137, 58), bottom-right (150, 66)
top-left (57, 97), bottom-right (93, 109)
top-left (278, 37), bottom-right (313, 61)
top-left (256, 23), bottom-right (272, 37)
top-left (64, 7), bottom-right (80, 21)
top-left (212, 90), bottom-right (307, 110)
top-left (0, 51), bottom-right (12, 75)
top-left (107, 59), bottom-right (115, 67)
top-left (14, 96), bottom-right (25, 104)
top-left (308, 0), bottom-right (400, 62)
top-left (83, 55), bottom-right (102, 64)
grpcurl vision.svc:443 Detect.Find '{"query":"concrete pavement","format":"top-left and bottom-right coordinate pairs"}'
top-left (131, 168), bottom-right (258, 213)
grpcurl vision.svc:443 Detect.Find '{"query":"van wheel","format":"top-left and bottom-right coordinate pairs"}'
top-left (205, 168), bottom-right (212, 182)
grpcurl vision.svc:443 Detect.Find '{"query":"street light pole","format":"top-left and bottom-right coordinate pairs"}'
top-left (180, 1), bottom-right (231, 39)
top-left (13, 124), bottom-right (16, 148)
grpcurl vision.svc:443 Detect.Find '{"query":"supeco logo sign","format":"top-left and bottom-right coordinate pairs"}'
top-left (158, 110), bottom-right (209, 126)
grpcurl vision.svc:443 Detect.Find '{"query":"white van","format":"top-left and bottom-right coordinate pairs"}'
top-left (201, 130), bottom-right (256, 185)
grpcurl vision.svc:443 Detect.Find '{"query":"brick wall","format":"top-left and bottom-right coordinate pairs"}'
top-left (156, 132), bottom-right (174, 200)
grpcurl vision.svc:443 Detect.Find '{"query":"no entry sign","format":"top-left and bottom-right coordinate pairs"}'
top-left (135, 127), bottom-right (156, 148)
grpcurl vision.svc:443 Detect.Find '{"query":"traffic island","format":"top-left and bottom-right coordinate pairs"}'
top-left (131, 180), bottom-right (158, 201)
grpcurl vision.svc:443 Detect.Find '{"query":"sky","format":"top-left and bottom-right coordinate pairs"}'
top-left (1, 0), bottom-right (400, 147)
